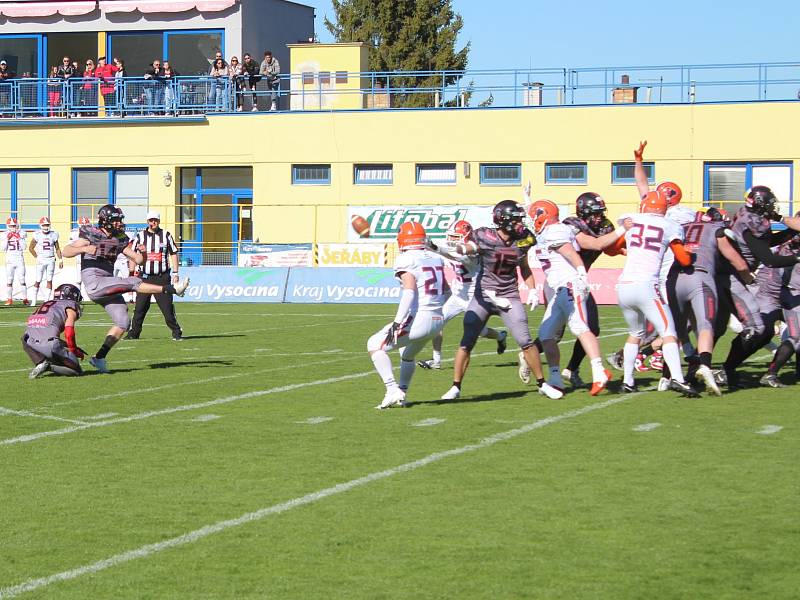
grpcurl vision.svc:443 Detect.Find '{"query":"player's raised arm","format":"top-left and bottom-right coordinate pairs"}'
top-left (633, 140), bottom-right (650, 200)
top-left (61, 237), bottom-right (93, 258)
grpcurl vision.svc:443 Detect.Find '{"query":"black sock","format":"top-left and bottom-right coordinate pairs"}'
top-left (699, 352), bottom-right (712, 368)
top-left (452, 381), bottom-right (461, 390)
top-left (95, 335), bottom-right (117, 359)
top-left (724, 337), bottom-right (746, 371)
top-left (769, 341), bottom-right (795, 374)
top-left (662, 363), bottom-right (671, 379)
top-left (536, 378), bottom-right (545, 386)
top-left (566, 340), bottom-right (585, 373)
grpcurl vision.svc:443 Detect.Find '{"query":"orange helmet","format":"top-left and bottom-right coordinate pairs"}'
top-left (527, 199), bottom-right (560, 234)
top-left (78, 216), bottom-right (91, 226)
top-left (397, 221), bottom-right (427, 250)
top-left (640, 190), bottom-right (668, 215)
top-left (39, 216), bottom-right (51, 232)
top-left (446, 219), bottom-right (473, 246)
top-left (656, 181), bottom-right (682, 207)
top-left (6, 217), bottom-right (19, 229)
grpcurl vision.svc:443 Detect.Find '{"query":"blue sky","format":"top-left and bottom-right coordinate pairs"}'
top-left (300, 0), bottom-right (798, 71)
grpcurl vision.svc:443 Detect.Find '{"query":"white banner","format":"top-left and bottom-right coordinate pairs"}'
top-left (347, 205), bottom-right (495, 242)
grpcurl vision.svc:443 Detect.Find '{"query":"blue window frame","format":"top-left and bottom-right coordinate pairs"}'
top-left (480, 163), bottom-right (521, 185)
top-left (0, 170), bottom-right (49, 230)
top-left (545, 163), bottom-right (587, 184)
top-left (292, 164), bottom-right (331, 185)
top-left (72, 168), bottom-right (149, 228)
top-left (416, 163), bottom-right (456, 185)
top-left (704, 161), bottom-right (794, 214)
top-left (107, 29), bottom-right (224, 77)
top-left (612, 162), bottom-right (654, 184)
top-left (354, 164), bottom-right (393, 185)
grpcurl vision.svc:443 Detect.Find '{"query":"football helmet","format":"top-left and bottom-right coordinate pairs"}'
top-left (528, 199), bottom-right (560, 234)
top-left (397, 221), bottom-right (427, 250)
top-left (6, 217), bottom-right (19, 231)
top-left (53, 283), bottom-right (82, 303)
top-left (744, 186), bottom-right (777, 217)
top-left (704, 207), bottom-right (729, 223)
top-left (39, 217), bottom-right (51, 233)
top-left (640, 190), bottom-right (668, 215)
top-left (77, 216), bottom-right (91, 227)
top-left (97, 204), bottom-right (125, 232)
top-left (446, 219), bottom-right (473, 246)
top-left (576, 192), bottom-right (607, 230)
top-left (656, 181), bottom-right (682, 207)
top-left (492, 200), bottom-right (527, 238)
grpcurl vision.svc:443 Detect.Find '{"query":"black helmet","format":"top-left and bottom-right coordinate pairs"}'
top-left (492, 200), bottom-right (526, 237)
top-left (575, 192), bottom-right (607, 219)
top-left (98, 204), bottom-right (125, 232)
top-left (745, 186), bottom-right (777, 217)
top-left (53, 283), bottom-right (82, 303)
top-left (704, 207), bottom-right (728, 223)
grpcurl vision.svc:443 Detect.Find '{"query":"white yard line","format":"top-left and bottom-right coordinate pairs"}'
top-left (412, 418), bottom-right (446, 427)
top-left (0, 392), bottom-right (641, 600)
top-left (756, 425), bottom-right (783, 435)
top-left (296, 416), bottom-right (334, 425)
top-left (0, 406), bottom-right (87, 426)
top-left (632, 422), bottom-right (661, 432)
top-left (191, 415), bottom-right (221, 423)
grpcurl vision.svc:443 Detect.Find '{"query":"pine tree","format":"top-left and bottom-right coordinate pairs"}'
top-left (325, 0), bottom-right (470, 107)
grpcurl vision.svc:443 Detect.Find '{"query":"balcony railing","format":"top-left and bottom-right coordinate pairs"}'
top-left (0, 61), bottom-right (798, 119)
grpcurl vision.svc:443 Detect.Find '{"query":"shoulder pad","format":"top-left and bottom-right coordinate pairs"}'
top-left (79, 225), bottom-right (105, 243)
top-left (563, 216), bottom-right (592, 236)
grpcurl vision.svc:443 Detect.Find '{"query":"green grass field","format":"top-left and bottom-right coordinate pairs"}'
top-left (0, 303), bottom-right (798, 599)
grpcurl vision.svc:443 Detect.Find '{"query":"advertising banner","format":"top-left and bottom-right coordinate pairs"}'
top-left (347, 205), bottom-right (494, 242)
top-left (238, 243), bottom-right (313, 267)
top-left (315, 243), bottom-right (388, 267)
top-left (174, 267), bottom-right (289, 303)
top-left (285, 267), bottom-right (400, 303)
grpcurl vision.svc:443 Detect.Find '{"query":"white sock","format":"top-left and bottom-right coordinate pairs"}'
top-left (590, 357), bottom-right (605, 382)
top-left (662, 342), bottom-right (684, 383)
top-left (370, 351), bottom-right (397, 390)
top-left (399, 359), bottom-right (416, 391)
top-left (623, 343), bottom-right (639, 386)
top-left (432, 349), bottom-right (441, 364)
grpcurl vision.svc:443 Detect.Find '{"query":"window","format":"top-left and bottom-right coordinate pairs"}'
top-left (480, 163), bottom-right (521, 185)
top-left (416, 163), bottom-right (456, 185)
top-left (0, 170), bottom-right (49, 227)
top-left (545, 163), bottom-right (587, 184)
top-left (73, 169), bottom-right (148, 226)
top-left (292, 164), bottom-right (331, 185)
top-left (319, 71), bottom-right (331, 85)
top-left (354, 164), bottom-right (393, 185)
top-left (705, 162), bottom-right (793, 215)
top-left (108, 30), bottom-right (223, 77)
top-left (336, 71), bottom-right (348, 84)
top-left (612, 162), bottom-right (654, 184)
top-left (302, 72), bottom-right (314, 85)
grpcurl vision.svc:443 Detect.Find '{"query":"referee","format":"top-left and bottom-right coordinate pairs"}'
top-left (125, 211), bottom-right (183, 341)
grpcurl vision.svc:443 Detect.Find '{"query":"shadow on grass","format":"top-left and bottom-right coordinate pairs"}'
top-left (148, 360), bottom-right (233, 369)
top-left (407, 389), bottom-right (530, 407)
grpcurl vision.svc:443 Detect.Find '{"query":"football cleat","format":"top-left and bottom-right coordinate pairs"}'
top-left (621, 383), bottom-right (639, 393)
top-left (376, 388), bottom-right (407, 409)
top-left (606, 350), bottom-right (624, 371)
top-left (90, 356), bottom-right (109, 374)
top-left (562, 368), bottom-right (586, 388)
top-left (517, 351), bottom-right (531, 385)
top-left (4, 299), bottom-right (12, 306)
top-left (697, 365), bottom-right (722, 396)
top-left (760, 373), bottom-right (787, 388)
top-left (538, 382), bottom-right (564, 400)
top-left (28, 360), bottom-right (50, 379)
top-left (440, 385), bottom-right (461, 401)
top-left (417, 359), bottom-right (441, 370)
top-left (496, 330), bottom-right (508, 355)
top-left (669, 379), bottom-right (700, 398)
top-left (647, 350), bottom-right (663, 370)
top-left (634, 354), bottom-right (650, 372)
top-left (22, 299), bottom-right (30, 306)
top-left (173, 277), bottom-right (190, 297)
top-left (589, 369), bottom-right (612, 396)
top-left (657, 377), bottom-right (671, 392)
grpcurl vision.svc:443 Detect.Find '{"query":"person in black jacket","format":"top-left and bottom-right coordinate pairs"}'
top-left (143, 59), bottom-right (165, 115)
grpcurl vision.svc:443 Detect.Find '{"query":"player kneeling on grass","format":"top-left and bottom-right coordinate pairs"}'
top-left (368, 221), bottom-right (447, 409)
top-left (61, 204), bottom-right (189, 374)
top-left (528, 199), bottom-right (629, 395)
top-left (22, 283), bottom-right (86, 378)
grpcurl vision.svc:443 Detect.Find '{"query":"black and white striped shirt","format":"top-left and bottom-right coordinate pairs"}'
top-left (133, 227), bottom-right (178, 276)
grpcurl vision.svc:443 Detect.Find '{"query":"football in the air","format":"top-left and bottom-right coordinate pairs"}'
top-left (351, 215), bottom-right (371, 238)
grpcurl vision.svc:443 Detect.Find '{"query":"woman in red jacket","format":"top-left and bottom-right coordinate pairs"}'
top-left (81, 59), bottom-right (97, 116)
top-left (95, 57), bottom-right (118, 116)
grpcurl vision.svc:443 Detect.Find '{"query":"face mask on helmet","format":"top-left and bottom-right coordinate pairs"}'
top-left (493, 200), bottom-right (527, 239)
top-left (745, 186), bottom-right (777, 217)
top-left (575, 192), bottom-right (606, 231)
top-left (98, 204), bottom-right (126, 232)
top-left (446, 220), bottom-right (473, 247)
top-left (54, 283), bottom-right (82, 303)
top-left (528, 200), bottom-right (559, 235)
top-left (656, 181), bottom-right (682, 207)
top-left (6, 217), bottom-right (19, 231)
top-left (39, 217), bottom-right (51, 233)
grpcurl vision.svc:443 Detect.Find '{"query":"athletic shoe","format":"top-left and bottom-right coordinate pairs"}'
top-left (90, 356), bottom-right (109, 374)
top-left (28, 360), bottom-right (50, 379)
top-left (22, 299), bottom-right (30, 306)
top-left (669, 379), bottom-right (700, 398)
top-left (606, 350), bottom-right (624, 371)
top-left (712, 369), bottom-right (728, 386)
top-left (721, 368), bottom-right (741, 390)
top-left (517, 351), bottom-right (531, 385)
top-left (124, 334), bottom-right (139, 340)
top-left (648, 350), bottom-right (664, 370)
top-left (496, 330), bottom-right (508, 355)
top-left (174, 277), bottom-right (190, 297)
top-left (562, 368), bottom-right (585, 389)
top-left (760, 373), bottom-right (787, 388)
top-left (634, 354), bottom-right (650, 372)
top-left (621, 383), bottom-right (639, 393)
top-left (417, 359), bottom-right (441, 370)
top-left (440, 385), bottom-right (461, 401)
top-left (4, 299), bottom-right (11, 306)
top-left (30, 299), bottom-right (36, 307)
top-left (657, 377), bottom-right (671, 392)
top-left (376, 388), bottom-right (407, 409)
top-left (589, 369), bottom-right (612, 396)
top-left (697, 364), bottom-right (722, 396)
top-left (172, 335), bottom-right (183, 342)
top-left (538, 382), bottom-right (564, 400)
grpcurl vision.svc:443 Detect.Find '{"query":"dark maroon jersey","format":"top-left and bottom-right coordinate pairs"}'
top-left (472, 227), bottom-right (535, 298)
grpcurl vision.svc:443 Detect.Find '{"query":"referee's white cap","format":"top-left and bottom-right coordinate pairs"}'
top-left (147, 210), bottom-right (161, 221)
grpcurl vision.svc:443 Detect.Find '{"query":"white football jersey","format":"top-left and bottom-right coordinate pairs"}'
top-left (618, 213), bottom-right (684, 284)
top-left (2, 229), bottom-right (27, 260)
top-left (445, 252), bottom-right (480, 300)
top-left (658, 205), bottom-right (697, 282)
top-left (393, 249), bottom-right (448, 312)
top-left (32, 230), bottom-right (59, 261)
top-left (532, 223), bottom-right (580, 291)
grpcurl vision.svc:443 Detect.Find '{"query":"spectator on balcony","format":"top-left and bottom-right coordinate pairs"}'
top-left (56, 56), bottom-right (75, 80)
top-left (95, 57), bottom-right (118, 117)
top-left (113, 58), bottom-right (126, 116)
top-left (259, 50), bottom-right (280, 111)
top-left (209, 57), bottom-right (228, 112)
top-left (0, 60), bottom-right (15, 117)
top-left (241, 53), bottom-right (261, 111)
top-left (81, 59), bottom-right (97, 117)
top-left (47, 66), bottom-right (63, 117)
top-left (162, 61), bottom-right (180, 116)
top-left (143, 59), bottom-right (165, 116)
top-left (208, 51), bottom-right (227, 74)
top-left (228, 56), bottom-right (244, 111)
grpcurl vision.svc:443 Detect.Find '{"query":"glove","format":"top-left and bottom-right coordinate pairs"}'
top-left (526, 290), bottom-right (539, 311)
top-left (383, 322), bottom-right (402, 347)
top-left (485, 290), bottom-right (511, 310)
top-left (94, 238), bottom-right (121, 260)
top-left (70, 346), bottom-right (86, 360)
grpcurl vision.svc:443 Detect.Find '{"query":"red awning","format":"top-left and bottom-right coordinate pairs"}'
top-left (98, 0), bottom-right (236, 13)
top-left (0, 1), bottom-right (97, 17)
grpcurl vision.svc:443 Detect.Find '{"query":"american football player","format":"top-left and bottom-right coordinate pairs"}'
top-left (61, 204), bottom-right (190, 373)
top-left (2, 217), bottom-right (29, 306)
top-left (28, 217), bottom-right (63, 307)
top-left (367, 221), bottom-right (447, 409)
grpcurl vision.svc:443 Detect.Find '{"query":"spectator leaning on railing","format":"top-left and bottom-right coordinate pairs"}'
top-left (143, 59), bottom-right (165, 116)
top-left (47, 66), bottom-right (62, 117)
top-left (163, 61), bottom-right (179, 116)
top-left (0, 60), bottom-right (15, 117)
top-left (209, 58), bottom-right (228, 112)
top-left (113, 58), bottom-right (125, 116)
top-left (229, 56), bottom-right (244, 111)
top-left (95, 57), bottom-right (118, 116)
top-left (81, 59), bottom-right (96, 117)
top-left (259, 50), bottom-right (280, 111)
top-left (241, 53), bottom-right (261, 111)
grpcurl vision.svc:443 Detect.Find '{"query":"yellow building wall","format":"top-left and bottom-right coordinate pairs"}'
top-left (2, 101), bottom-right (799, 270)
top-left (288, 42), bottom-right (369, 111)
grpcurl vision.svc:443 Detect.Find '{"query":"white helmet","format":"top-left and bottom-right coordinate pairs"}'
top-left (6, 217), bottom-right (19, 231)
top-left (39, 216), bottom-right (51, 233)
